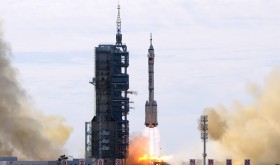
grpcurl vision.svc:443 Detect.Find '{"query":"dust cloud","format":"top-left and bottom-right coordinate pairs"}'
top-left (204, 68), bottom-right (280, 165)
top-left (0, 25), bottom-right (72, 160)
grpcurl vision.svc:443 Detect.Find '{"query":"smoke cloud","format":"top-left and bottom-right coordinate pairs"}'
top-left (0, 25), bottom-right (72, 160)
top-left (204, 68), bottom-right (280, 165)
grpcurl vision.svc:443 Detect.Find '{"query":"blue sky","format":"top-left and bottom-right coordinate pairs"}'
top-left (1, 0), bottom-right (280, 161)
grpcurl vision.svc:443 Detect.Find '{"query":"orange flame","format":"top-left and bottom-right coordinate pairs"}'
top-left (138, 154), bottom-right (173, 164)
top-left (126, 134), bottom-right (149, 165)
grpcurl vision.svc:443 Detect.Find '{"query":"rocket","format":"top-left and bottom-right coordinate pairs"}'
top-left (145, 34), bottom-right (158, 128)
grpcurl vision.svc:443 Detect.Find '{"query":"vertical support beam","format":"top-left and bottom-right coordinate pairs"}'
top-left (85, 122), bottom-right (87, 158)
top-left (85, 122), bottom-right (92, 158)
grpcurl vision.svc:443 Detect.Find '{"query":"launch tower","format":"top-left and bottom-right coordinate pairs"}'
top-left (86, 2), bottom-right (129, 164)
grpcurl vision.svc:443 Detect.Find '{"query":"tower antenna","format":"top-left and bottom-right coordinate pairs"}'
top-left (116, 0), bottom-right (122, 45)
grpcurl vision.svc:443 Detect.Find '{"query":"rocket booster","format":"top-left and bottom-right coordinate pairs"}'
top-left (145, 34), bottom-right (158, 128)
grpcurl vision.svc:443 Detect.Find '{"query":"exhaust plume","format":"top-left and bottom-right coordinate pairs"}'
top-left (0, 25), bottom-right (72, 160)
top-left (143, 127), bottom-right (160, 157)
top-left (204, 68), bottom-right (280, 165)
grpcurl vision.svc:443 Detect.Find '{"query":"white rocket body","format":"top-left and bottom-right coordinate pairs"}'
top-left (145, 35), bottom-right (158, 128)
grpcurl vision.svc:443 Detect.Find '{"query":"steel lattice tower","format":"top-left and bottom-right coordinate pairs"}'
top-left (200, 115), bottom-right (208, 165)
